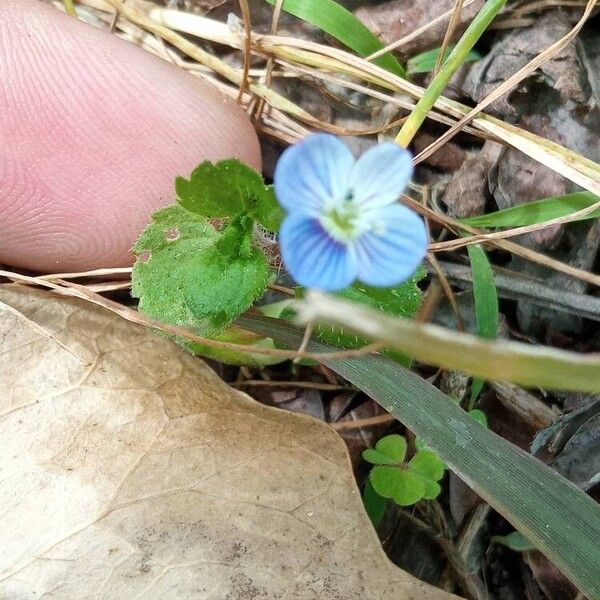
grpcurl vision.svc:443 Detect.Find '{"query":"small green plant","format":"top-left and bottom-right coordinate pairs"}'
top-left (363, 434), bottom-right (446, 509)
top-left (132, 159), bottom-right (283, 338)
top-left (364, 407), bottom-right (489, 525)
top-left (132, 138), bottom-right (427, 365)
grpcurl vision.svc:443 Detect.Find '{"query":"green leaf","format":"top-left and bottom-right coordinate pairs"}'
top-left (363, 434), bottom-right (407, 465)
top-left (185, 326), bottom-right (284, 367)
top-left (492, 531), bottom-right (537, 552)
top-left (419, 478), bottom-right (442, 500)
top-left (371, 466), bottom-right (425, 506)
top-left (185, 247), bottom-right (270, 333)
top-left (132, 207), bottom-right (271, 338)
top-left (362, 449), bottom-right (397, 465)
top-left (469, 408), bottom-right (488, 427)
top-left (176, 159), bottom-right (277, 227)
top-left (468, 244), bottom-right (499, 401)
top-left (468, 245), bottom-right (498, 340)
top-left (409, 449), bottom-right (445, 481)
top-left (363, 479), bottom-right (387, 527)
top-left (462, 191), bottom-right (600, 228)
top-left (414, 437), bottom-right (429, 451)
top-left (184, 217), bottom-right (271, 334)
top-left (407, 46), bottom-right (480, 75)
top-left (375, 434), bottom-right (407, 462)
top-left (316, 272), bottom-right (424, 349)
top-left (248, 185), bottom-right (285, 232)
top-left (132, 205), bottom-right (219, 327)
top-left (265, 0), bottom-right (405, 78)
top-left (239, 314), bottom-right (600, 599)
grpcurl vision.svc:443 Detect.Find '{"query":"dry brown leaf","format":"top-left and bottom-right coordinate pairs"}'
top-left (0, 285), bottom-right (460, 599)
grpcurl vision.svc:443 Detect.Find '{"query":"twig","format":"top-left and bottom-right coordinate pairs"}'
top-left (40, 266), bottom-right (133, 280)
top-left (237, 0), bottom-right (252, 103)
top-left (427, 253), bottom-right (465, 331)
top-left (232, 380), bottom-right (352, 391)
top-left (434, 0), bottom-right (465, 75)
top-left (253, 0), bottom-right (285, 122)
top-left (330, 413), bottom-right (396, 431)
top-left (402, 195), bottom-right (600, 288)
top-left (429, 261), bottom-right (600, 322)
top-left (0, 270), bottom-right (384, 362)
top-left (268, 283), bottom-right (295, 296)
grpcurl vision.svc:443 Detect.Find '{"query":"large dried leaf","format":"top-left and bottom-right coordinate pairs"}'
top-left (0, 286), bottom-right (458, 600)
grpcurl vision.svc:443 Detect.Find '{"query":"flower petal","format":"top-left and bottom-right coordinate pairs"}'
top-left (280, 214), bottom-right (357, 291)
top-left (274, 134), bottom-right (355, 215)
top-left (354, 204), bottom-right (427, 287)
top-left (347, 143), bottom-right (413, 211)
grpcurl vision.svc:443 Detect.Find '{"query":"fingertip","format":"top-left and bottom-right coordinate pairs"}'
top-left (0, 0), bottom-right (261, 272)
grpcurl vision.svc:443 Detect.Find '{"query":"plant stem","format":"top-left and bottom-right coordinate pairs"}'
top-left (395, 0), bottom-right (506, 148)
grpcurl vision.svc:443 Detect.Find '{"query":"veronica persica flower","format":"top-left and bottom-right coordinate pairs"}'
top-left (274, 133), bottom-right (428, 291)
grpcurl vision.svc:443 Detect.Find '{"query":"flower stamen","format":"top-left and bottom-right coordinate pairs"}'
top-left (321, 202), bottom-right (360, 243)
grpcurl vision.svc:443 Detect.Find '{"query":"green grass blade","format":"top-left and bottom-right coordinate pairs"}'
top-left (239, 314), bottom-right (600, 598)
top-left (468, 245), bottom-right (499, 401)
top-left (462, 191), bottom-right (600, 228)
top-left (407, 46), bottom-right (481, 75)
top-left (265, 0), bottom-right (406, 77)
top-left (396, 0), bottom-right (506, 146)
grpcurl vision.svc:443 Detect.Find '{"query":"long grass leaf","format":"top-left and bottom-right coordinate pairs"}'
top-left (265, 0), bottom-right (405, 77)
top-left (396, 0), bottom-right (506, 146)
top-left (463, 191), bottom-right (600, 228)
top-left (407, 46), bottom-right (480, 75)
top-left (468, 245), bottom-right (499, 401)
top-left (239, 314), bottom-right (600, 599)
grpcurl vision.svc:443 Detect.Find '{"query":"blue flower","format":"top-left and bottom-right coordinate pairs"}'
top-left (274, 133), bottom-right (428, 291)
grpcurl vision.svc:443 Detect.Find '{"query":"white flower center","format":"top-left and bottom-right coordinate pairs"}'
top-left (320, 190), bottom-right (362, 242)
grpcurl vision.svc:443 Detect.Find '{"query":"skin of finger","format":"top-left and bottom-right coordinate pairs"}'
top-left (0, 1), bottom-right (261, 272)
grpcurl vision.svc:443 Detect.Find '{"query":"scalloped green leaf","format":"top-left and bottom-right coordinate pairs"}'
top-left (371, 466), bottom-right (426, 506)
top-left (420, 478), bottom-right (442, 500)
top-left (363, 435), bottom-right (408, 465)
top-left (132, 207), bottom-right (271, 338)
top-left (409, 449), bottom-right (445, 481)
top-left (175, 159), bottom-right (282, 230)
top-left (132, 205), bottom-right (218, 328)
top-left (376, 434), bottom-right (407, 462)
